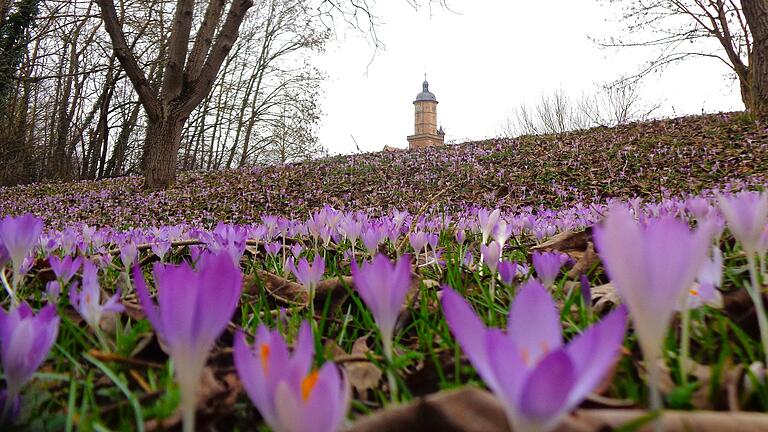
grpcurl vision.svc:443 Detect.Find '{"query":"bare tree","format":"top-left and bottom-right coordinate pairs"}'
top-left (599, 0), bottom-right (768, 119)
top-left (94, 0), bottom-right (253, 188)
top-left (502, 90), bottom-right (590, 136)
top-left (580, 83), bottom-right (661, 127)
top-left (501, 85), bottom-right (659, 137)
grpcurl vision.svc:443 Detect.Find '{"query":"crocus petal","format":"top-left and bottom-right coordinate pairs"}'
top-left (155, 263), bottom-right (198, 349)
top-left (517, 349), bottom-right (575, 423)
top-left (441, 287), bottom-right (496, 387)
top-left (274, 381), bottom-right (305, 432)
top-left (507, 279), bottom-right (563, 365)
top-left (304, 364), bottom-right (346, 432)
top-left (292, 321), bottom-right (314, 375)
top-left (194, 253), bottom-right (243, 347)
top-left (132, 265), bottom-right (162, 336)
top-left (564, 305), bottom-right (627, 409)
top-left (234, 330), bottom-right (277, 426)
top-left (485, 328), bottom-right (526, 401)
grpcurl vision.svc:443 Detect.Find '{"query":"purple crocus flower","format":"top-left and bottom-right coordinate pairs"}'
top-left (717, 191), bottom-right (768, 255)
top-left (361, 229), bottom-right (382, 255)
top-left (69, 260), bottom-right (124, 333)
top-left (0, 303), bottom-right (59, 405)
top-left (351, 253), bottom-right (411, 400)
top-left (46, 281), bottom-right (61, 303)
top-left (463, 250), bottom-right (474, 267)
top-left (493, 220), bottom-right (513, 248)
top-left (288, 255), bottom-right (325, 317)
top-left (0, 214), bottom-right (43, 288)
top-left (455, 229), bottom-right (466, 245)
top-left (288, 255), bottom-right (325, 291)
top-left (233, 322), bottom-right (349, 432)
top-left (594, 206), bottom-right (710, 413)
top-left (150, 240), bottom-right (172, 261)
top-left (118, 241), bottom-right (138, 269)
top-left (441, 281), bottom-right (627, 432)
top-left (265, 241), bottom-right (282, 257)
top-left (133, 252), bottom-right (243, 432)
top-left (351, 254), bottom-right (412, 345)
top-left (498, 260), bottom-right (518, 287)
top-left (481, 241), bottom-right (502, 274)
top-left (409, 232), bottom-right (428, 255)
top-left (478, 208), bottom-right (501, 245)
top-left (532, 251), bottom-right (570, 288)
top-left (678, 246), bottom-right (723, 311)
top-left (49, 255), bottom-right (82, 285)
top-left (188, 245), bottom-right (205, 264)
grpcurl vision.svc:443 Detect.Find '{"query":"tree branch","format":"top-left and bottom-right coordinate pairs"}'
top-left (185, 0), bottom-right (226, 82)
top-left (159, 0), bottom-right (195, 105)
top-left (179, 0), bottom-right (254, 116)
top-left (95, 0), bottom-right (160, 119)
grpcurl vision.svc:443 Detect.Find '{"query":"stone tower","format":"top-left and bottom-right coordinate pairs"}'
top-left (407, 78), bottom-right (445, 149)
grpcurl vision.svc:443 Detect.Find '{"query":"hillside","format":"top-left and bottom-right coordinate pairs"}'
top-left (1, 112), bottom-right (766, 228)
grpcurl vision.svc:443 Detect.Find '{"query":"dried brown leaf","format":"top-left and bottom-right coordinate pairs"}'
top-left (532, 229), bottom-right (591, 254)
top-left (344, 337), bottom-right (383, 396)
top-left (348, 387), bottom-right (768, 432)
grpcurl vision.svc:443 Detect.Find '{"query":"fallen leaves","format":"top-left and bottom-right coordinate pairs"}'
top-left (245, 271), bottom-right (352, 313)
top-left (347, 387), bottom-right (768, 432)
top-left (330, 336), bottom-right (383, 399)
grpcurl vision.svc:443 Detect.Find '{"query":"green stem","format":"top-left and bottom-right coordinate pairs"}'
top-left (679, 307), bottom-right (691, 387)
top-left (488, 276), bottom-right (496, 324)
top-left (747, 255), bottom-right (768, 365)
top-left (309, 284), bottom-right (316, 330)
top-left (94, 326), bottom-right (112, 352)
top-left (382, 336), bottom-right (398, 403)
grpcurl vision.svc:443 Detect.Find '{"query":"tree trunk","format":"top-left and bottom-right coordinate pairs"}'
top-left (744, 0), bottom-right (768, 121)
top-left (142, 115), bottom-right (184, 189)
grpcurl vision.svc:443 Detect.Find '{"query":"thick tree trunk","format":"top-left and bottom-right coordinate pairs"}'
top-left (739, 74), bottom-right (755, 112)
top-left (142, 115), bottom-right (185, 189)
top-left (744, 0), bottom-right (768, 121)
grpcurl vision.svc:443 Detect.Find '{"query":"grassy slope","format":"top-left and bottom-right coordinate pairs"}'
top-left (1, 112), bottom-right (766, 227)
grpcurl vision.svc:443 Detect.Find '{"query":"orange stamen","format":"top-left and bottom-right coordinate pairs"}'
top-left (260, 343), bottom-right (271, 374)
top-left (301, 370), bottom-right (319, 401)
top-left (521, 348), bottom-right (530, 366)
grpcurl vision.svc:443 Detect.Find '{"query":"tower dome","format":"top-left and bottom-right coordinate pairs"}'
top-left (415, 79), bottom-right (437, 102)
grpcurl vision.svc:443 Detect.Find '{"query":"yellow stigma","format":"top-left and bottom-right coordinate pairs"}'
top-left (260, 343), bottom-right (271, 374)
top-left (301, 370), bottom-right (319, 401)
top-left (689, 288), bottom-right (699, 297)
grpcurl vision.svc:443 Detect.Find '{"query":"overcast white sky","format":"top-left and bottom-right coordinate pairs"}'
top-left (313, 1), bottom-right (744, 155)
